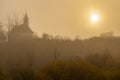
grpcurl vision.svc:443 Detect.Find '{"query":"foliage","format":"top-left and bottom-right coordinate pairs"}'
top-left (38, 61), bottom-right (105, 80)
top-left (86, 52), bottom-right (113, 68)
top-left (7, 67), bottom-right (35, 80)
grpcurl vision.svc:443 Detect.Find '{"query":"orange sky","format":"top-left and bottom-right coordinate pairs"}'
top-left (0, 0), bottom-right (120, 39)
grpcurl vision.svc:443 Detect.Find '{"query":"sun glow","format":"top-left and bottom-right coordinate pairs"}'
top-left (90, 13), bottom-right (100, 23)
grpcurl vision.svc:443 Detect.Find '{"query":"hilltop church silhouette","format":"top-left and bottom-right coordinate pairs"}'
top-left (8, 13), bottom-right (33, 41)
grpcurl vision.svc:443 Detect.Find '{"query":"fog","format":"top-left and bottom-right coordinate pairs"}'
top-left (1, 0), bottom-right (120, 38)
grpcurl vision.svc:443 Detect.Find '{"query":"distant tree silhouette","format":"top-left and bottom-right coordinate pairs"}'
top-left (7, 13), bottom-right (33, 41)
top-left (74, 35), bottom-right (80, 41)
top-left (42, 33), bottom-right (50, 40)
top-left (7, 14), bottom-right (22, 32)
top-left (100, 32), bottom-right (114, 38)
top-left (0, 23), bottom-right (6, 42)
top-left (54, 48), bottom-right (61, 61)
top-left (86, 52), bottom-right (113, 68)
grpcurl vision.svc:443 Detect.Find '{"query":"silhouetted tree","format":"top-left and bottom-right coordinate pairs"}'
top-left (0, 23), bottom-right (6, 42)
top-left (38, 61), bottom-right (105, 80)
top-left (42, 33), bottom-right (50, 40)
top-left (86, 52), bottom-right (113, 68)
top-left (100, 32), bottom-right (114, 38)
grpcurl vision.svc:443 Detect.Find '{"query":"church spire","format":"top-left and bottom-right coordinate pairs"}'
top-left (23, 13), bottom-right (29, 26)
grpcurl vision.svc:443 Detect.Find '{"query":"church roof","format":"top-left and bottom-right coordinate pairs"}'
top-left (8, 13), bottom-right (34, 41)
top-left (10, 24), bottom-right (33, 35)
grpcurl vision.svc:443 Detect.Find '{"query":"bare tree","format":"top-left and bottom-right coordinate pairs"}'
top-left (7, 14), bottom-right (21, 32)
top-left (0, 23), bottom-right (6, 42)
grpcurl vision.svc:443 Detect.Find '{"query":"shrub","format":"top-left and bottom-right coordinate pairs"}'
top-left (38, 61), bottom-right (105, 80)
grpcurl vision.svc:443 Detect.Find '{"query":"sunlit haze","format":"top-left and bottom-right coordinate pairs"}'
top-left (1, 1), bottom-right (120, 79)
top-left (0, 0), bottom-right (120, 39)
top-left (90, 13), bottom-right (99, 23)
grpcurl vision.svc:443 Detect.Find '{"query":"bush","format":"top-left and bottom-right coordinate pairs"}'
top-left (7, 67), bottom-right (35, 80)
top-left (38, 61), bottom-right (105, 80)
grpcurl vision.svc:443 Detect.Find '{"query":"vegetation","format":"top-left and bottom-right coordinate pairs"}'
top-left (0, 58), bottom-right (120, 80)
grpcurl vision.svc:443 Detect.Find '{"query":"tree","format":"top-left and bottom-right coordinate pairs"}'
top-left (7, 14), bottom-right (22, 33)
top-left (38, 61), bottom-right (105, 80)
top-left (0, 23), bottom-right (6, 42)
top-left (74, 35), bottom-right (80, 41)
top-left (42, 33), bottom-right (50, 40)
top-left (100, 32), bottom-right (114, 38)
top-left (86, 51), bottom-right (113, 68)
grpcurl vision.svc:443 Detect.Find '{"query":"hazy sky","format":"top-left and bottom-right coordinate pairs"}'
top-left (0, 0), bottom-right (120, 39)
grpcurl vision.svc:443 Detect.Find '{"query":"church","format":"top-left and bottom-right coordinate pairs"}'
top-left (8, 13), bottom-right (33, 41)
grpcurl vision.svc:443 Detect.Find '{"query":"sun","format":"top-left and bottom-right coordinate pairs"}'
top-left (90, 13), bottom-right (99, 23)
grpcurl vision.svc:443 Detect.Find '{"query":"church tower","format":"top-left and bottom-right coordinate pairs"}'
top-left (8, 13), bottom-right (33, 41)
top-left (23, 13), bottom-right (29, 26)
